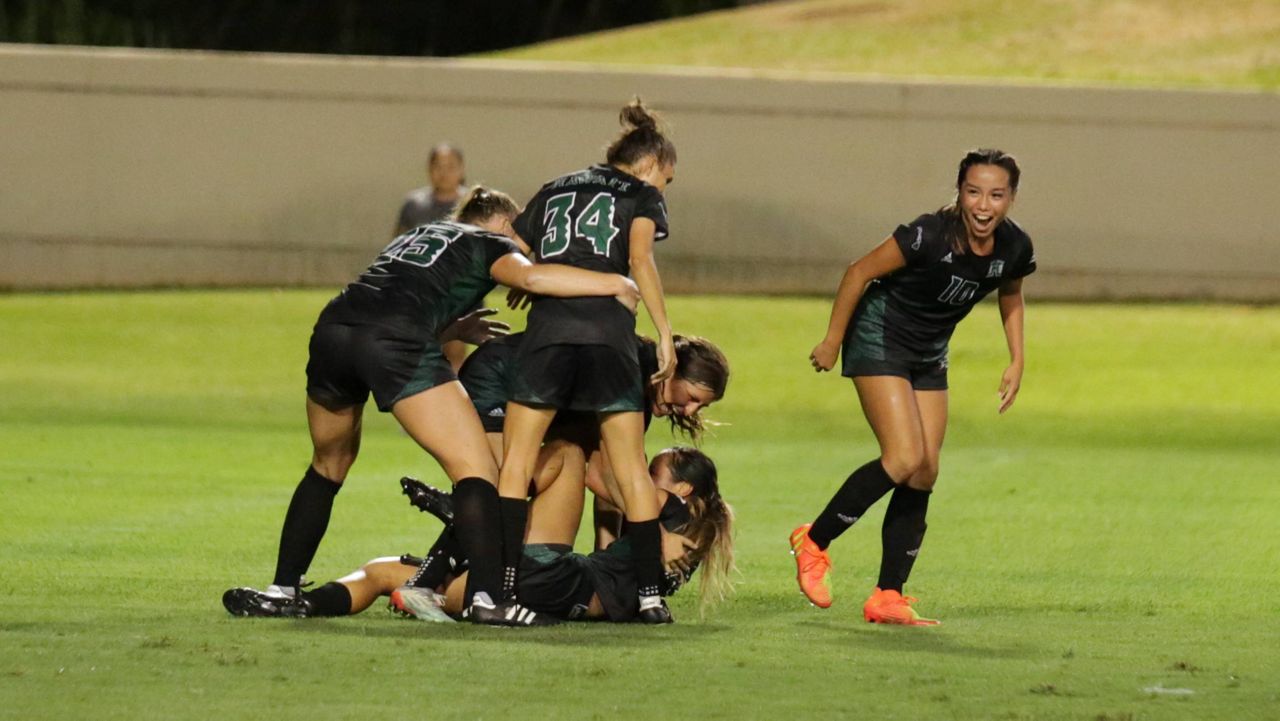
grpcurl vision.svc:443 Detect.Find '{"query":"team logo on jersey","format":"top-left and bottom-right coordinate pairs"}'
top-left (911, 227), bottom-right (923, 251)
top-left (941, 252), bottom-right (953, 263)
top-left (986, 260), bottom-right (1005, 278)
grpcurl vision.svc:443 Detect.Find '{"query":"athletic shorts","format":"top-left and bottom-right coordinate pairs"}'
top-left (305, 322), bottom-right (456, 412)
top-left (518, 544), bottom-right (596, 621)
top-left (458, 348), bottom-right (509, 433)
top-left (841, 314), bottom-right (949, 391)
top-left (509, 343), bottom-right (645, 413)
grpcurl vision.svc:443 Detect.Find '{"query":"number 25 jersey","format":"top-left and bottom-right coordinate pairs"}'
top-left (514, 164), bottom-right (670, 353)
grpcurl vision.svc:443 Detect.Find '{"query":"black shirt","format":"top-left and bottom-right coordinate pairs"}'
top-left (514, 164), bottom-right (669, 353)
top-left (318, 221), bottom-right (520, 340)
top-left (860, 211), bottom-right (1036, 355)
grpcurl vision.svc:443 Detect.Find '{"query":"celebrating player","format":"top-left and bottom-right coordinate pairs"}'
top-left (498, 98), bottom-right (681, 623)
top-left (792, 149), bottom-right (1035, 625)
top-left (222, 447), bottom-right (734, 624)
top-left (249, 186), bottom-right (639, 626)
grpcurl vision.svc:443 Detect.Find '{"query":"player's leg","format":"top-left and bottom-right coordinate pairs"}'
top-left (525, 439), bottom-right (588, 546)
top-left (495, 402), bottom-right (557, 600)
top-left (598, 410), bottom-right (670, 623)
top-left (270, 397), bottom-right (363, 593)
top-left (391, 382), bottom-right (506, 616)
top-left (301, 557), bottom-right (417, 616)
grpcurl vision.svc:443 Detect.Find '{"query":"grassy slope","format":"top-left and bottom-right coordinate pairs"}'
top-left (1, 291), bottom-right (1279, 720)
top-left (485, 0), bottom-right (1280, 91)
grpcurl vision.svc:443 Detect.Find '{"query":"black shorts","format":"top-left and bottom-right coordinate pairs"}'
top-left (458, 347), bottom-right (509, 433)
top-left (518, 544), bottom-right (596, 620)
top-left (305, 322), bottom-right (456, 412)
top-left (509, 343), bottom-right (645, 413)
top-left (841, 313), bottom-right (948, 391)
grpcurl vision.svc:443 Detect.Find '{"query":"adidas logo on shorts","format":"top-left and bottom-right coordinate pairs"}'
top-left (488, 408), bottom-right (505, 417)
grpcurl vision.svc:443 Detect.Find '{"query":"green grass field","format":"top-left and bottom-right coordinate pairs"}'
top-left (486, 0), bottom-right (1280, 91)
top-left (2, 291), bottom-right (1278, 720)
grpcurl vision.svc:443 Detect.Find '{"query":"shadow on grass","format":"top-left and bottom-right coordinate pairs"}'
top-left (794, 618), bottom-right (1037, 660)
top-left (275, 616), bottom-right (732, 648)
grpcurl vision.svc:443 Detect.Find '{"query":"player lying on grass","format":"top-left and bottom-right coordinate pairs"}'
top-left (223, 446), bottom-right (734, 623)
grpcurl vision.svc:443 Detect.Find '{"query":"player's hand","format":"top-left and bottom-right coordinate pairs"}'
top-left (614, 277), bottom-right (640, 315)
top-left (652, 333), bottom-right (676, 384)
top-left (809, 340), bottom-right (839, 372)
top-left (660, 528), bottom-right (696, 574)
top-left (440, 308), bottom-right (510, 345)
top-left (506, 287), bottom-right (533, 310)
top-left (998, 362), bottom-right (1023, 414)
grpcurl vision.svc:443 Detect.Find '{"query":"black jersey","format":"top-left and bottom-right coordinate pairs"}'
top-left (857, 211), bottom-right (1036, 356)
top-left (317, 221), bottom-right (519, 338)
top-left (514, 164), bottom-right (670, 353)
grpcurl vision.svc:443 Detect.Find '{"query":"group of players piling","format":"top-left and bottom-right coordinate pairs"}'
top-left (222, 99), bottom-right (1034, 626)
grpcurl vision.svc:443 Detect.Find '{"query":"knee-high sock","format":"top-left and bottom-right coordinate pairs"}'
top-left (273, 466), bottom-right (341, 587)
top-left (877, 486), bottom-right (931, 592)
top-left (628, 519), bottom-right (664, 599)
top-left (807, 459), bottom-right (896, 550)
top-left (407, 525), bottom-right (465, 590)
top-left (452, 478), bottom-right (502, 606)
top-left (301, 582), bottom-right (352, 616)
top-left (499, 497), bottom-right (529, 601)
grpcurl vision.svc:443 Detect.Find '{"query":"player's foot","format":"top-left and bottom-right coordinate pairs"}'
top-left (789, 524), bottom-right (833, 608)
top-left (263, 583), bottom-right (299, 600)
top-left (400, 476), bottom-right (454, 524)
top-left (389, 587), bottom-right (456, 623)
top-left (637, 596), bottom-right (674, 624)
top-left (223, 587), bottom-right (312, 618)
top-left (465, 593), bottom-right (557, 627)
top-left (862, 587), bottom-right (940, 626)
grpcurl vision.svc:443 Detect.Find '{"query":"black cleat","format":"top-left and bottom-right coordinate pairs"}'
top-left (637, 597), bottom-right (675, 624)
top-left (222, 587), bottom-right (312, 618)
top-left (465, 594), bottom-right (558, 627)
top-left (400, 476), bottom-right (454, 524)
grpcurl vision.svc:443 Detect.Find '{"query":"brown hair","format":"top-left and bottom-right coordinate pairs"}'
top-left (652, 446), bottom-right (734, 615)
top-left (642, 335), bottom-right (731, 441)
top-left (605, 97), bottom-right (677, 170)
top-left (937, 148), bottom-right (1022, 255)
top-left (452, 185), bottom-right (519, 225)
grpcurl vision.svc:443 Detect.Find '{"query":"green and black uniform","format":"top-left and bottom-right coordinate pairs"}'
top-left (509, 164), bottom-right (669, 412)
top-left (459, 332), bottom-right (660, 438)
top-left (306, 221), bottom-right (519, 411)
top-left (842, 211), bottom-right (1036, 390)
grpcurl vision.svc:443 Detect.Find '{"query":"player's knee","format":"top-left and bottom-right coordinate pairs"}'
top-left (545, 438), bottom-right (586, 468)
top-left (881, 448), bottom-right (926, 483)
top-left (909, 459), bottom-right (940, 490)
top-left (311, 454), bottom-right (355, 483)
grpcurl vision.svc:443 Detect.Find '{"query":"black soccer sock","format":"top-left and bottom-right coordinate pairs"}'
top-left (300, 582), bottom-right (352, 617)
top-left (499, 497), bottom-right (529, 601)
top-left (272, 466), bottom-right (341, 587)
top-left (877, 485), bottom-right (931, 592)
top-left (629, 519), bottom-right (664, 599)
top-left (451, 478), bottom-right (503, 606)
top-left (408, 526), bottom-right (464, 590)
top-left (807, 459), bottom-right (896, 550)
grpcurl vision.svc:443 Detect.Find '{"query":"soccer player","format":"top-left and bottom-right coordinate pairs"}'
top-left (253, 186), bottom-right (640, 626)
top-left (222, 447), bottom-right (735, 623)
top-left (792, 149), bottom-right (1035, 625)
top-left (498, 98), bottom-right (682, 623)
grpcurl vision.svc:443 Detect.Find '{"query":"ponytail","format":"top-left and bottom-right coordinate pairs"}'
top-left (452, 185), bottom-right (519, 225)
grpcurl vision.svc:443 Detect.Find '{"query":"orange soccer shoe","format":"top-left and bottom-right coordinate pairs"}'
top-left (862, 587), bottom-right (940, 626)
top-left (789, 524), bottom-right (833, 608)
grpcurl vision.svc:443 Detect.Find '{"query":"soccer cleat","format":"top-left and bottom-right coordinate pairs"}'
top-left (389, 587), bottom-right (456, 623)
top-left (789, 524), bottom-right (833, 608)
top-left (223, 587), bottom-right (312, 618)
top-left (862, 587), bottom-right (940, 626)
top-left (637, 596), bottom-right (674, 624)
top-left (465, 593), bottom-right (558, 627)
top-left (400, 476), bottom-right (454, 524)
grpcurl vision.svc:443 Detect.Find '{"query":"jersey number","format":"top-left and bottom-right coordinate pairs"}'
top-left (937, 275), bottom-right (980, 306)
top-left (539, 192), bottom-right (619, 259)
top-left (378, 225), bottom-right (463, 268)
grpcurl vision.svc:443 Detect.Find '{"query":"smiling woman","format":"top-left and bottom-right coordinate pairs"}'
top-left (792, 148), bottom-right (1036, 626)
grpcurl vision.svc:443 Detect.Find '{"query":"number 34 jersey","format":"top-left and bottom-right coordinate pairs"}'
top-left (858, 210), bottom-right (1036, 357)
top-left (317, 221), bottom-right (519, 338)
top-left (514, 164), bottom-right (670, 353)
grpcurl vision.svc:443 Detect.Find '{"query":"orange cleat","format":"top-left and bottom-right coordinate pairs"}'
top-left (862, 587), bottom-right (940, 626)
top-left (789, 524), bottom-right (833, 608)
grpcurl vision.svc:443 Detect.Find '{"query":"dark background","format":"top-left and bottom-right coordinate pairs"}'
top-left (0, 0), bottom-right (759, 56)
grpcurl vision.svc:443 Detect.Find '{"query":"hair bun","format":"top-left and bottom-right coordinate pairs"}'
top-left (620, 98), bottom-right (657, 131)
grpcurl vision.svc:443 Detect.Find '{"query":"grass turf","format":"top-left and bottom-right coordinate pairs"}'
top-left (1, 291), bottom-right (1278, 720)
top-left (485, 0), bottom-right (1280, 91)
